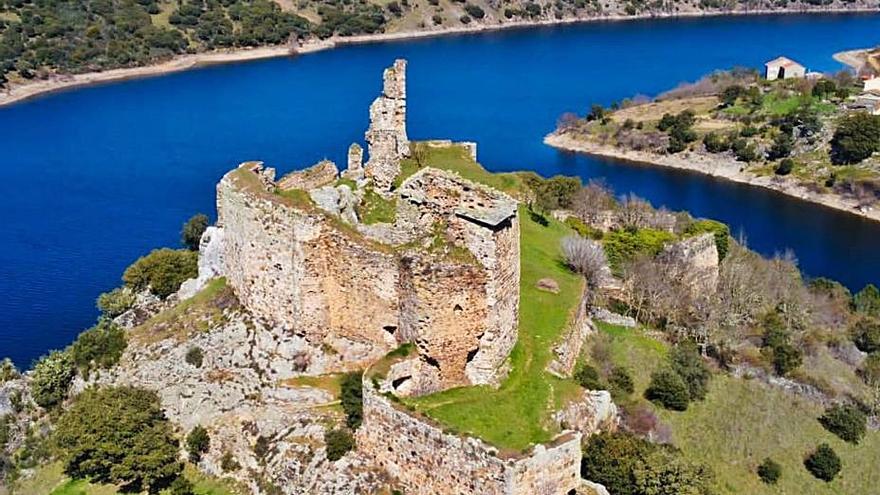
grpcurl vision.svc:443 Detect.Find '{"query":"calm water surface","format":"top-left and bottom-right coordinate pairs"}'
top-left (2, 14), bottom-right (880, 366)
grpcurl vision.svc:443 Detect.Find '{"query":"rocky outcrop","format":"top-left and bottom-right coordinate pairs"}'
top-left (364, 59), bottom-right (409, 191)
top-left (178, 226), bottom-right (227, 299)
top-left (658, 233), bottom-right (719, 296)
top-left (343, 143), bottom-right (364, 181)
top-left (591, 307), bottom-right (637, 328)
top-left (553, 389), bottom-right (619, 436)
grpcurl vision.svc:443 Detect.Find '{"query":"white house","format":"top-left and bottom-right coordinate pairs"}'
top-left (852, 92), bottom-right (880, 115)
top-left (765, 56), bottom-right (807, 81)
top-left (864, 76), bottom-right (880, 92)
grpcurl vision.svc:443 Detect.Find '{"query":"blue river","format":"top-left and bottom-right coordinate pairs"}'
top-left (2, 13), bottom-right (879, 367)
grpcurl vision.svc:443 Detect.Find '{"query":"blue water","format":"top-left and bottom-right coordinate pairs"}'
top-left (2, 14), bottom-right (880, 367)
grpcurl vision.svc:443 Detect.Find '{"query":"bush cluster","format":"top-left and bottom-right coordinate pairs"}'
top-left (123, 248), bottom-right (198, 299)
top-left (645, 342), bottom-right (711, 411)
top-left (341, 371), bottom-right (364, 429)
top-left (186, 425), bottom-right (211, 462)
top-left (30, 350), bottom-right (75, 409)
top-left (804, 443), bottom-right (841, 482)
top-left (70, 320), bottom-right (127, 375)
top-left (830, 113), bottom-right (880, 165)
top-left (324, 428), bottom-right (355, 461)
top-left (96, 287), bottom-right (136, 318)
top-left (761, 311), bottom-right (802, 376)
top-left (757, 457), bottom-right (781, 484)
top-left (818, 404), bottom-right (866, 444)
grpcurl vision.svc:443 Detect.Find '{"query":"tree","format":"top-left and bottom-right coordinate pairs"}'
top-left (632, 448), bottom-right (713, 495)
top-left (772, 342), bottom-right (803, 376)
top-left (96, 287), bottom-right (136, 318)
top-left (819, 404), bottom-right (866, 444)
top-left (575, 364), bottom-right (603, 390)
top-left (645, 369), bottom-right (690, 411)
top-left (669, 342), bottom-right (711, 401)
top-left (586, 104), bottom-right (606, 122)
top-left (775, 158), bottom-right (795, 175)
top-left (340, 371), bottom-right (363, 429)
top-left (854, 284), bottom-right (880, 317)
top-left (757, 457), bottom-right (781, 484)
top-left (186, 425), bottom-right (210, 462)
top-left (70, 320), bottom-right (127, 374)
top-left (561, 236), bottom-right (608, 288)
top-left (804, 443), bottom-right (841, 482)
top-left (324, 428), bottom-right (354, 461)
top-left (181, 213), bottom-right (209, 251)
top-left (0, 358), bottom-right (18, 383)
top-left (702, 132), bottom-right (729, 153)
top-left (852, 317), bottom-right (880, 353)
top-left (609, 366), bottom-right (634, 396)
top-left (31, 350), bottom-right (75, 409)
top-left (830, 113), bottom-right (880, 165)
top-left (123, 248), bottom-right (198, 299)
top-left (767, 131), bottom-right (794, 160)
top-left (581, 431), bottom-right (655, 495)
top-left (53, 387), bottom-right (184, 493)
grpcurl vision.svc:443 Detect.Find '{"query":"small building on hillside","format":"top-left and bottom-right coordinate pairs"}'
top-left (765, 56), bottom-right (807, 80)
top-left (864, 76), bottom-right (880, 92)
top-left (852, 91), bottom-right (880, 115)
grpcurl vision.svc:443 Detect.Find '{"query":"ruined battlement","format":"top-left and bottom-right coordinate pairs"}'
top-left (209, 60), bottom-right (520, 393)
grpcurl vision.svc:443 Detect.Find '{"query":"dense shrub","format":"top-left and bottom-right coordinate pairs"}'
top-left (608, 366), bottom-right (634, 396)
top-left (684, 219), bottom-right (730, 261)
top-left (804, 443), bottom-right (841, 482)
top-left (0, 358), bottom-right (18, 383)
top-left (582, 431), bottom-right (712, 495)
top-left (732, 138), bottom-right (759, 162)
top-left (603, 228), bottom-right (676, 273)
top-left (253, 435), bottom-right (271, 460)
top-left (70, 320), bottom-right (127, 374)
top-left (30, 350), bottom-right (75, 409)
top-left (645, 369), bottom-right (690, 411)
top-left (123, 248), bottom-right (198, 299)
top-left (96, 287), bottom-right (136, 318)
top-left (186, 347), bottom-right (204, 368)
top-left (564, 216), bottom-right (603, 240)
top-left (775, 158), bottom-right (795, 175)
top-left (852, 317), bottom-right (880, 353)
top-left (220, 451), bottom-right (240, 472)
top-left (459, 14), bottom-right (471, 24)
top-left (669, 342), bottom-right (711, 401)
top-left (186, 425), bottom-right (210, 462)
top-left (53, 387), bottom-right (184, 492)
top-left (464, 3), bottom-right (485, 18)
top-left (819, 404), bottom-right (867, 444)
top-left (575, 364), bottom-right (604, 390)
top-left (767, 131), bottom-right (794, 160)
top-left (522, 173), bottom-right (582, 213)
top-left (854, 284), bottom-right (880, 317)
top-left (772, 342), bottom-right (803, 376)
top-left (757, 457), bottom-right (781, 484)
top-left (325, 428), bottom-right (355, 461)
top-left (702, 132), bottom-right (729, 153)
top-left (341, 371), bottom-right (364, 429)
top-left (830, 113), bottom-right (880, 164)
top-left (181, 213), bottom-right (209, 251)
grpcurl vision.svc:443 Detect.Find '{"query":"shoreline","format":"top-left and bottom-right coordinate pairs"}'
top-left (1, 7), bottom-right (878, 108)
top-left (544, 132), bottom-right (880, 224)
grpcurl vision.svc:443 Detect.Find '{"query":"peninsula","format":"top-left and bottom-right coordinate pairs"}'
top-left (1, 0), bottom-right (879, 107)
top-left (546, 61), bottom-right (880, 222)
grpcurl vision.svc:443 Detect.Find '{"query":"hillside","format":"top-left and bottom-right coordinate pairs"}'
top-left (0, 0), bottom-right (877, 93)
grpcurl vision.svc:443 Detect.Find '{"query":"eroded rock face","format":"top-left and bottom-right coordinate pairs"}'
top-left (553, 389), bottom-right (619, 436)
top-left (100, 296), bottom-right (388, 495)
top-left (658, 233), bottom-right (720, 296)
top-left (343, 143), bottom-right (364, 181)
top-left (178, 226), bottom-right (227, 300)
top-left (364, 60), bottom-right (409, 191)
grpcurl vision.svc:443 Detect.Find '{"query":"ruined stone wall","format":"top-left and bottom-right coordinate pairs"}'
top-left (547, 286), bottom-right (592, 378)
top-left (358, 380), bottom-right (583, 495)
top-left (657, 233), bottom-right (719, 297)
top-left (216, 166), bottom-right (398, 370)
top-left (398, 255), bottom-right (488, 389)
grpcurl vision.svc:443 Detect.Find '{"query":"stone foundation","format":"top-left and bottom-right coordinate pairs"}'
top-left (357, 380), bottom-right (584, 495)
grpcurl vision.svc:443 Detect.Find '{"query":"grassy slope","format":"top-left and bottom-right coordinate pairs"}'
top-left (393, 144), bottom-right (584, 451)
top-left (597, 322), bottom-right (880, 495)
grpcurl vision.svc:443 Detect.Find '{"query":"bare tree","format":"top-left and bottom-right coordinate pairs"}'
top-left (561, 236), bottom-right (609, 289)
top-left (571, 179), bottom-right (617, 226)
top-left (617, 193), bottom-right (654, 230)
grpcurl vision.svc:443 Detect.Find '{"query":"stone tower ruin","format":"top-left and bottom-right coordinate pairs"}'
top-left (364, 59), bottom-right (409, 190)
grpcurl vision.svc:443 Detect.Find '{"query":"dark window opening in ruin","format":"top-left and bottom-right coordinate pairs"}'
top-left (466, 348), bottom-right (478, 363)
top-left (567, 490), bottom-right (577, 495)
top-left (392, 375), bottom-right (411, 389)
top-left (453, 304), bottom-right (463, 314)
top-left (383, 325), bottom-right (397, 335)
top-left (425, 355), bottom-right (440, 369)
top-left (274, 263), bottom-right (282, 271)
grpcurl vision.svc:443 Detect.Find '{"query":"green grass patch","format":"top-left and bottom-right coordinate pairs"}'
top-left (594, 322), bottom-right (880, 495)
top-left (356, 187), bottom-right (396, 224)
top-left (274, 187), bottom-right (315, 210)
top-left (396, 143), bottom-right (525, 196)
top-left (280, 374), bottom-right (345, 398)
top-left (131, 277), bottom-right (234, 345)
top-left (408, 206), bottom-right (583, 451)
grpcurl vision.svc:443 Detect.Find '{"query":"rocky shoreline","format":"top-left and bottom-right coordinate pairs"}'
top-left (1, 7), bottom-right (878, 107)
top-left (544, 132), bottom-right (880, 223)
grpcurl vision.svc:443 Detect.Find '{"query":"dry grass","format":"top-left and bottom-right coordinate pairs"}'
top-left (610, 96), bottom-right (720, 124)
